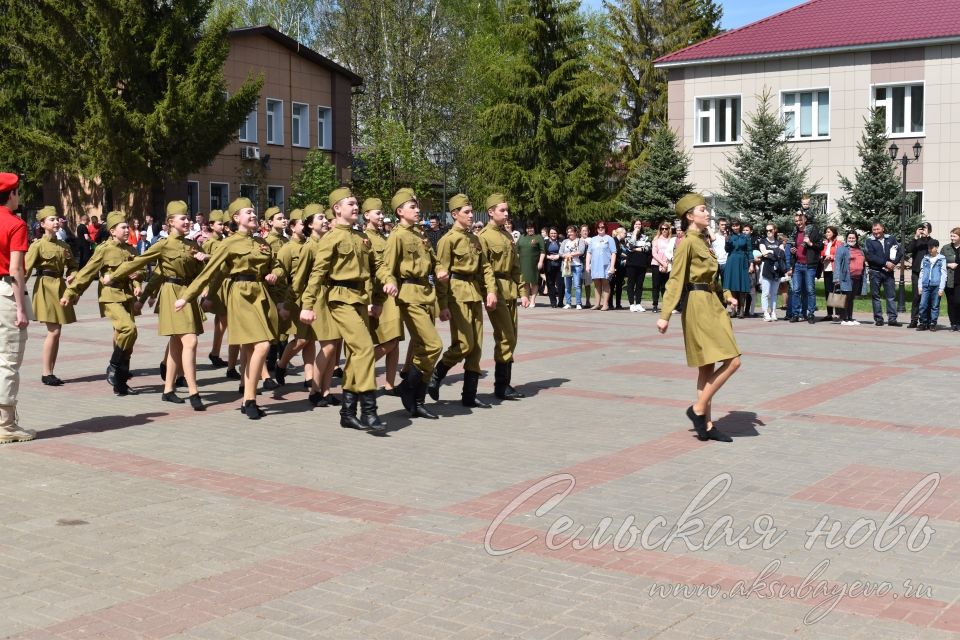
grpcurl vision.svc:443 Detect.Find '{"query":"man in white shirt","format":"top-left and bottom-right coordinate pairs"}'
top-left (710, 218), bottom-right (729, 279)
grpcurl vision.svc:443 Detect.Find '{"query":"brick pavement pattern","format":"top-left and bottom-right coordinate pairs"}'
top-left (2, 297), bottom-right (960, 639)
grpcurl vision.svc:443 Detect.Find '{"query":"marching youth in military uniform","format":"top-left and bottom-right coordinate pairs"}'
top-left (382, 188), bottom-right (444, 419)
top-left (428, 194), bottom-right (498, 408)
top-left (201, 210), bottom-right (229, 368)
top-left (175, 197), bottom-right (284, 420)
top-left (25, 206), bottom-right (78, 386)
top-left (105, 201), bottom-right (209, 410)
top-left (263, 206), bottom-right (289, 382)
top-left (61, 211), bottom-right (143, 396)
top-left (657, 193), bottom-right (742, 443)
top-left (299, 188), bottom-right (387, 430)
top-left (275, 208), bottom-right (312, 388)
top-left (363, 197), bottom-right (403, 395)
top-left (477, 194), bottom-right (528, 400)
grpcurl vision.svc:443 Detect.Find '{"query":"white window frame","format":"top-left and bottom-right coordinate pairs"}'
top-left (291, 102), bottom-right (310, 148)
top-left (210, 182), bottom-right (229, 212)
top-left (780, 88), bottom-right (831, 141)
top-left (266, 98), bottom-right (284, 145)
top-left (808, 192), bottom-right (830, 218)
top-left (239, 104), bottom-right (257, 143)
top-left (267, 185), bottom-right (284, 210)
top-left (694, 95), bottom-right (742, 146)
top-left (186, 181), bottom-right (200, 216)
top-left (872, 82), bottom-right (925, 138)
top-left (317, 106), bottom-right (332, 150)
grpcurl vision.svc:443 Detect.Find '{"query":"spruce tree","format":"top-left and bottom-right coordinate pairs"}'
top-left (619, 126), bottom-right (693, 224)
top-left (289, 149), bottom-right (339, 209)
top-left (718, 89), bottom-right (812, 230)
top-left (836, 108), bottom-right (914, 234)
top-left (464, 0), bottom-right (616, 225)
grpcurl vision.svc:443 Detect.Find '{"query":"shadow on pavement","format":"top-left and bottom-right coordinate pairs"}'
top-left (715, 411), bottom-right (764, 437)
top-left (39, 412), bottom-right (168, 439)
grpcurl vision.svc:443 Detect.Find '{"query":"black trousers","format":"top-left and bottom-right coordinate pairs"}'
top-left (625, 265), bottom-right (648, 305)
top-left (946, 286), bottom-right (960, 326)
top-left (611, 267), bottom-right (625, 308)
top-left (843, 276), bottom-right (862, 321)
top-left (651, 269), bottom-right (669, 308)
top-left (545, 263), bottom-right (563, 307)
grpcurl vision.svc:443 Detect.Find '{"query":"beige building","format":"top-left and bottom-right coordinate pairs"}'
top-left (656, 0), bottom-right (960, 240)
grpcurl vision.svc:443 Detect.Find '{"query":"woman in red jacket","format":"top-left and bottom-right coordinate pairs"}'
top-left (820, 226), bottom-right (842, 322)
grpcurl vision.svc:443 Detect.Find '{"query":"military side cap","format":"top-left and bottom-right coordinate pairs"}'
top-left (166, 200), bottom-right (189, 218)
top-left (448, 194), bottom-right (471, 212)
top-left (209, 209), bottom-right (224, 223)
top-left (38, 205), bottom-right (58, 220)
top-left (264, 206), bottom-right (282, 220)
top-left (391, 188), bottom-right (417, 212)
top-left (106, 211), bottom-right (126, 229)
top-left (324, 208), bottom-right (334, 221)
top-left (485, 193), bottom-right (507, 210)
top-left (289, 208), bottom-right (303, 222)
top-left (362, 197), bottom-right (383, 214)
top-left (328, 187), bottom-right (354, 209)
top-left (674, 193), bottom-right (705, 218)
top-left (227, 197), bottom-right (253, 215)
top-left (0, 173), bottom-right (19, 193)
top-left (303, 203), bottom-right (323, 218)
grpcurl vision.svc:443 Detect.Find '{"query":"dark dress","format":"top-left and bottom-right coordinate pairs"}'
top-left (723, 232), bottom-right (752, 293)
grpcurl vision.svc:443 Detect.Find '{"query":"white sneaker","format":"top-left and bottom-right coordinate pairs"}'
top-left (637, 304), bottom-right (646, 312)
top-left (563, 304), bottom-right (571, 309)
top-left (763, 312), bottom-right (771, 322)
top-left (849, 319), bottom-right (860, 326)
top-left (771, 312), bottom-right (777, 321)
top-left (628, 304), bottom-right (637, 312)
top-left (671, 309), bottom-right (679, 315)
top-left (576, 305), bottom-right (582, 310)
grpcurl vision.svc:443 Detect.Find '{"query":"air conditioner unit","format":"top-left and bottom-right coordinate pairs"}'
top-left (241, 145), bottom-right (261, 160)
top-left (252, 146), bottom-right (261, 160)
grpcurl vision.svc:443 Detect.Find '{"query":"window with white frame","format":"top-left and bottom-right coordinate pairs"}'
top-left (292, 102), bottom-right (310, 147)
top-left (210, 183), bottom-right (229, 212)
top-left (239, 105), bottom-right (257, 142)
top-left (696, 96), bottom-right (741, 145)
top-left (873, 84), bottom-right (924, 135)
top-left (317, 106), bottom-right (332, 150)
top-left (782, 90), bottom-right (829, 139)
top-left (266, 99), bottom-right (284, 145)
top-left (267, 186), bottom-right (284, 210)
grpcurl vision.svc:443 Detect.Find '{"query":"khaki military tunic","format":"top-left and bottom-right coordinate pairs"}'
top-left (478, 221), bottom-right (522, 363)
top-left (265, 229), bottom-right (287, 254)
top-left (111, 232), bottom-right (205, 336)
top-left (201, 233), bottom-right (228, 316)
top-left (276, 235), bottom-right (306, 335)
top-left (63, 238), bottom-right (142, 351)
top-left (659, 228), bottom-right (740, 367)
top-left (180, 232), bottom-right (280, 345)
top-left (365, 227), bottom-right (403, 344)
top-left (25, 236), bottom-right (78, 325)
top-left (293, 235), bottom-right (339, 342)
top-left (301, 224), bottom-right (379, 392)
top-left (382, 223), bottom-right (442, 376)
top-left (436, 226), bottom-right (497, 372)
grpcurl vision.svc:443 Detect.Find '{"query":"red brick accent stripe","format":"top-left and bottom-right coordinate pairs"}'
top-left (757, 366), bottom-right (907, 412)
top-left (18, 442), bottom-right (424, 524)
top-left (895, 347), bottom-right (960, 366)
top-left (789, 413), bottom-right (960, 439)
top-left (599, 361), bottom-right (699, 380)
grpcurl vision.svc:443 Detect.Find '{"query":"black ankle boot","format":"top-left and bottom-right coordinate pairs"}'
top-left (209, 354), bottom-right (227, 368)
top-left (359, 391), bottom-right (388, 430)
top-left (685, 406), bottom-right (708, 441)
top-left (339, 391), bottom-right (365, 429)
top-left (400, 368), bottom-right (421, 415)
top-left (113, 350), bottom-right (138, 396)
top-left (415, 380), bottom-right (439, 420)
top-left (462, 370), bottom-right (491, 408)
top-left (274, 365), bottom-right (287, 386)
top-left (189, 393), bottom-right (205, 411)
top-left (107, 345), bottom-right (123, 386)
top-left (427, 361), bottom-right (451, 401)
top-left (502, 362), bottom-right (524, 399)
top-left (242, 399), bottom-right (262, 420)
top-left (161, 391), bottom-right (185, 404)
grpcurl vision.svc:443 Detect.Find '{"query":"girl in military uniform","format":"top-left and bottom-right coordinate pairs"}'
top-left (175, 198), bottom-right (283, 419)
top-left (656, 194), bottom-right (741, 443)
top-left (201, 210), bottom-right (229, 368)
top-left (26, 206), bottom-right (78, 386)
top-left (362, 198), bottom-right (403, 395)
top-left (60, 212), bottom-right (142, 396)
top-left (275, 208), bottom-right (312, 388)
top-left (104, 201), bottom-right (208, 410)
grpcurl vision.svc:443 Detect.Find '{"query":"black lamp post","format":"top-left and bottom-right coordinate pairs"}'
top-left (888, 140), bottom-right (922, 313)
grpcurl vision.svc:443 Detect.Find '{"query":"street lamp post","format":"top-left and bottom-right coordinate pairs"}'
top-left (888, 140), bottom-right (922, 313)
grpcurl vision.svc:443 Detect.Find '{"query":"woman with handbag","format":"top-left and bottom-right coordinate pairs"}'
top-left (833, 231), bottom-right (867, 326)
top-left (820, 226), bottom-right (842, 322)
top-left (757, 224), bottom-right (786, 321)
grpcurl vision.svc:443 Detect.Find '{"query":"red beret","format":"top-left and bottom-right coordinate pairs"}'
top-left (0, 173), bottom-right (19, 193)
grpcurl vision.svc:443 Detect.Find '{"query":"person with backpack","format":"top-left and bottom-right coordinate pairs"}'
top-left (758, 223), bottom-right (788, 321)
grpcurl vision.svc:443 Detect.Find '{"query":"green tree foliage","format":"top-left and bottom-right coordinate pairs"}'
top-left (0, 0), bottom-right (261, 205)
top-left (604, 0), bottom-right (721, 164)
top-left (352, 119), bottom-right (435, 205)
top-left (619, 126), bottom-right (693, 225)
top-left (289, 149), bottom-right (339, 208)
top-left (463, 0), bottom-right (616, 225)
top-left (836, 108), bottom-right (914, 234)
top-left (717, 89), bottom-right (812, 230)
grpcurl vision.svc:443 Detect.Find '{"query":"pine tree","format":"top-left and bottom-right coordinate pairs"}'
top-left (463, 0), bottom-right (616, 225)
top-left (718, 88), bottom-right (812, 230)
top-left (836, 108), bottom-right (914, 234)
top-left (619, 126), bottom-right (693, 224)
top-left (289, 149), bottom-right (339, 209)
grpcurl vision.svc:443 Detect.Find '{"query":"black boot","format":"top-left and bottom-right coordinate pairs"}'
top-left (399, 368), bottom-right (420, 415)
top-left (209, 354), bottom-right (228, 368)
top-left (274, 365), bottom-right (287, 386)
top-left (427, 361), bottom-right (451, 401)
top-left (462, 370), bottom-right (491, 409)
top-left (114, 350), bottom-right (139, 396)
top-left (415, 379), bottom-right (439, 419)
top-left (266, 340), bottom-right (280, 376)
top-left (339, 391), bottom-right (365, 429)
top-left (359, 391), bottom-right (388, 430)
top-left (107, 345), bottom-right (123, 386)
top-left (495, 362), bottom-right (524, 400)
top-left (242, 399), bottom-right (262, 420)
top-left (158, 359), bottom-right (166, 383)
top-left (189, 393), bottom-right (205, 411)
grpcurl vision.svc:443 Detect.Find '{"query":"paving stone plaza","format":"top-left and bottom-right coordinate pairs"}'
top-left (2, 296), bottom-right (959, 639)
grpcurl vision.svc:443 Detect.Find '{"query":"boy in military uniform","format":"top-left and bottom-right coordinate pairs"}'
top-left (478, 194), bottom-right (528, 400)
top-left (299, 189), bottom-right (388, 430)
top-left (382, 189), bottom-right (443, 419)
top-left (363, 197), bottom-right (403, 394)
top-left (61, 211), bottom-right (143, 396)
top-left (429, 194), bottom-right (498, 407)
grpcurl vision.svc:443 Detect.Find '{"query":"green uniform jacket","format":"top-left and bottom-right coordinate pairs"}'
top-left (292, 234), bottom-right (340, 341)
top-left (64, 239), bottom-right (143, 317)
top-left (382, 223), bottom-right (438, 305)
top-left (200, 233), bottom-right (228, 316)
top-left (301, 224), bottom-right (381, 308)
top-left (477, 222), bottom-right (522, 301)
top-left (265, 230), bottom-right (287, 255)
top-left (26, 236), bottom-right (78, 325)
top-left (659, 227), bottom-right (740, 367)
top-left (435, 226), bottom-right (497, 311)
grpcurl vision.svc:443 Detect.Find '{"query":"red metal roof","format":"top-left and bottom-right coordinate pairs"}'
top-left (656, 0), bottom-right (960, 66)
